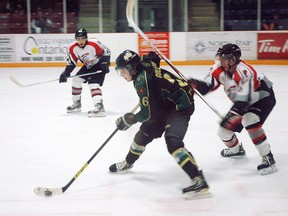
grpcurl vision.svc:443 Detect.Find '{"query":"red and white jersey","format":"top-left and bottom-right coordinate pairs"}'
top-left (204, 60), bottom-right (273, 105)
top-left (67, 39), bottom-right (110, 69)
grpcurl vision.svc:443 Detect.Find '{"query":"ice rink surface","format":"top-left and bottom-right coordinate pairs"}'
top-left (0, 65), bottom-right (287, 216)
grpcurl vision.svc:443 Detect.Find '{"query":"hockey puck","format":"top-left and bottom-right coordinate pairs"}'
top-left (44, 190), bottom-right (52, 197)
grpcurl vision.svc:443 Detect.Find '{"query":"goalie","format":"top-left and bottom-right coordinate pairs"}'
top-left (188, 43), bottom-right (277, 175)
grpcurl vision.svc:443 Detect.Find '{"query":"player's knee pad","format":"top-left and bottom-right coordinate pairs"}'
top-left (217, 126), bottom-right (234, 141)
top-left (134, 130), bottom-right (153, 146)
top-left (72, 77), bottom-right (85, 88)
top-left (242, 112), bottom-right (260, 128)
top-left (165, 134), bottom-right (184, 154)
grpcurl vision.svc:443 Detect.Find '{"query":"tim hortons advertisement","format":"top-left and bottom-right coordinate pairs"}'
top-left (258, 32), bottom-right (288, 59)
top-left (138, 32), bottom-right (169, 58)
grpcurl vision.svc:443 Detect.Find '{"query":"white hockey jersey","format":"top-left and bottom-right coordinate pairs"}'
top-left (67, 39), bottom-right (110, 69)
top-left (203, 61), bottom-right (273, 105)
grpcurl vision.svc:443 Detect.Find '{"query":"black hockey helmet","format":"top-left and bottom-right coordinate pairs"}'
top-left (115, 50), bottom-right (141, 75)
top-left (75, 28), bottom-right (88, 39)
top-left (216, 43), bottom-right (241, 63)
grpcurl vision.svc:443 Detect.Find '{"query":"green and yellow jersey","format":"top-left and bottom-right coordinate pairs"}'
top-left (133, 62), bottom-right (194, 123)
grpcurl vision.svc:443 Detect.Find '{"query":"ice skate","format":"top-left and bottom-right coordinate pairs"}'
top-left (257, 152), bottom-right (277, 175)
top-left (67, 100), bottom-right (81, 113)
top-left (183, 170), bottom-right (211, 199)
top-left (109, 160), bottom-right (133, 173)
top-left (88, 103), bottom-right (105, 117)
top-left (221, 143), bottom-right (246, 158)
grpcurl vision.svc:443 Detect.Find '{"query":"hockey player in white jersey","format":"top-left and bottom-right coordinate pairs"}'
top-left (188, 43), bottom-right (277, 175)
top-left (59, 28), bottom-right (111, 117)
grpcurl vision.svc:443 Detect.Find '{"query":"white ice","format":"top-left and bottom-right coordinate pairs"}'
top-left (0, 65), bottom-right (287, 216)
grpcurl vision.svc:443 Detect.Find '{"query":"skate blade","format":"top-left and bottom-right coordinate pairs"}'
top-left (88, 112), bottom-right (106, 118)
top-left (67, 108), bottom-right (81, 113)
top-left (108, 169), bottom-right (131, 174)
top-left (259, 165), bottom-right (278, 175)
top-left (184, 188), bottom-right (212, 200)
top-left (108, 165), bottom-right (133, 174)
top-left (231, 155), bottom-right (246, 159)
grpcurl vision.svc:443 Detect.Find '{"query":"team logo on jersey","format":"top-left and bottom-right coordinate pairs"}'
top-left (138, 87), bottom-right (145, 94)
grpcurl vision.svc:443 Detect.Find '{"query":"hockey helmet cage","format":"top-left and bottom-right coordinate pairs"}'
top-left (75, 28), bottom-right (88, 39)
top-left (115, 50), bottom-right (141, 74)
top-left (216, 43), bottom-right (241, 63)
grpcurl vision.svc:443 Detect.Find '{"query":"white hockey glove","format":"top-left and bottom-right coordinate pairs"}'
top-left (115, 113), bottom-right (137, 131)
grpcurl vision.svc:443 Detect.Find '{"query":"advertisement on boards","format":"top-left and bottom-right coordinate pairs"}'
top-left (0, 35), bottom-right (15, 62)
top-left (186, 32), bottom-right (257, 60)
top-left (14, 34), bottom-right (74, 62)
top-left (258, 32), bottom-right (288, 59)
top-left (138, 32), bottom-right (169, 58)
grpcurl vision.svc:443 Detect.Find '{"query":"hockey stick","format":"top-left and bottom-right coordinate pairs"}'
top-left (9, 71), bottom-right (101, 88)
top-left (34, 103), bottom-right (140, 197)
top-left (126, 0), bottom-right (223, 119)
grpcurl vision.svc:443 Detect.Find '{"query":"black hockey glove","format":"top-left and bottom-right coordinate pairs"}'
top-left (143, 51), bottom-right (160, 67)
top-left (116, 113), bottom-right (137, 131)
top-left (187, 78), bottom-right (212, 95)
top-left (59, 72), bottom-right (69, 83)
top-left (101, 61), bottom-right (110, 73)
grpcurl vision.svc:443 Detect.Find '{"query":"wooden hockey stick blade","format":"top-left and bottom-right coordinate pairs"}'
top-left (9, 76), bottom-right (26, 87)
top-left (126, 0), bottom-right (223, 119)
top-left (34, 187), bottom-right (63, 197)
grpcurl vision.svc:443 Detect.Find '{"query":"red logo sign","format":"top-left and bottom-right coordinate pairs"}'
top-left (138, 32), bottom-right (169, 59)
top-left (258, 33), bottom-right (288, 59)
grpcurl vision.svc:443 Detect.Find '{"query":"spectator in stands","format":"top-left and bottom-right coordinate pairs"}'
top-left (262, 14), bottom-right (280, 30)
top-left (1, 0), bottom-right (24, 13)
top-left (31, 7), bottom-right (52, 33)
top-left (13, 2), bottom-right (25, 14)
top-left (0, 0), bottom-right (11, 13)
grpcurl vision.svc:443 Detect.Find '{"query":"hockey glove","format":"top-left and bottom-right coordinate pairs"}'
top-left (187, 78), bottom-right (212, 95)
top-left (116, 113), bottom-right (137, 131)
top-left (101, 61), bottom-right (110, 73)
top-left (142, 51), bottom-right (160, 67)
top-left (220, 110), bottom-right (243, 132)
top-left (59, 72), bottom-right (69, 83)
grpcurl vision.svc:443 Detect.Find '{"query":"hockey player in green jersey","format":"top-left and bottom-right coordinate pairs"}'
top-left (109, 50), bottom-right (210, 198)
